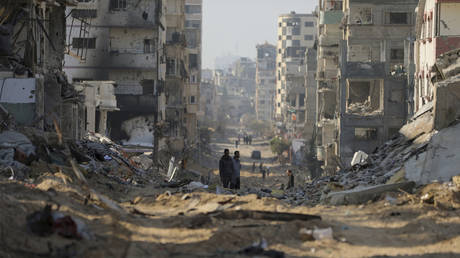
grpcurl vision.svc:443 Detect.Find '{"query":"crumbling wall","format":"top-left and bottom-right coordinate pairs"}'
top-left (433, 75), bottom-right (460, 130)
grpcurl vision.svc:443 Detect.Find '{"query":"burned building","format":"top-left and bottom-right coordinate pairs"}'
top-left (0, 0), bottom-right (85, 138)
top-left (64, 0), bottom-right (167, 147)
top-left (275, 12), bottom-right (316, 135)
top-left (414, 0), bottom-right (460, 115)
top-left (333, 0), bottom-right (418, 168)
top-left (255, 42), bottom-right (276, 121)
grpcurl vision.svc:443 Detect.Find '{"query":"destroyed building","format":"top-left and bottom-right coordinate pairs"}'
top-left (304, 47), bottom-right (317, 142)
top-left (414, 0), bottom-right (460, 115)
top-left (183, 0), bottom-right (202, 146)
top-left (64, 0), bottom-right (167, 148)
top-left (232, 57), bottom-right (256, 98)
top-left (316, 0), bottom-right (419, 173)
top-left (255, 42), bottom-right (276, 121)
top-left (275, 12), bottom-right (316, 135)
top-left (0, 0), bottom-right (85, 138)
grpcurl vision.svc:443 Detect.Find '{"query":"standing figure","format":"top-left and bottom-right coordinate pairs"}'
top-left (235, 139), bottom-right (239, 149)
top-left (231, 151), bottom-right (241, 190)
top-left (252, 162), bottom-right (256, 173)
top-left (259, 162), bottom-right (265, 180)
top-left (286, 169), bottom-right (295, 189)
top-left (219, 149), bottom-right (234, 188)
top-left (266, 167), bottom-right (270, 177)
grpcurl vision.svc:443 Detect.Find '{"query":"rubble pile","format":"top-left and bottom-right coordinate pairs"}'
top-left (347, 100), bottom-right (381, 116)
top-left (0, 128), bottom-right (159, 187)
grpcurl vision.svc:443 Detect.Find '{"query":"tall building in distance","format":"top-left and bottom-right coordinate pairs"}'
top-left (184, 0), bottom-right (202, 145)
top-left (275, 12), bottom-right (316, 134)
top-left (255, 43), bottom-right (276, 121)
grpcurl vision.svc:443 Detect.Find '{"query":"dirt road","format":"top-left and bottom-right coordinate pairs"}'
top-left (1, 136), bottom-right (459, 258)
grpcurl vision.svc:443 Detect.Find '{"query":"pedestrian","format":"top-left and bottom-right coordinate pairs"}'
top-left (219, 149), bottom-right (234, 188)
top-left (248, 135), bottom-right (252, 145)
top-left (259, 162), bottom-right (265, 180)
top-left (286, 169), bottom-right (294, 189)
top-left (266, 167), bottom-right (270, 177)
top-left (235, 139), bottom-right (239, 149)
top-left (231, 151), bottom-right (241, 190)
top-left (252, 162), bottom-right (256, 173)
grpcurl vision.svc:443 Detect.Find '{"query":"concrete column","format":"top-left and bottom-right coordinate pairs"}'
top-left (98, 110), bottom-right (108, 136)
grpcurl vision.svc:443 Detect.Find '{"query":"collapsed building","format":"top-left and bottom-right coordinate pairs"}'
top-left (0, 0), bottom-right (94, 139)
top-left (275, 11), bottom-right (316, 135)
top-left (255, 42), bottom-right (276, 121)
top-left (316, 0), bottom-right (419, 174)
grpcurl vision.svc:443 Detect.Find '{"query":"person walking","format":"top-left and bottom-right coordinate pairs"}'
top-left (231, 151), bottom-right (241, 190)
top-left (259, 162), bottom-right (265, 180)
top-left (286, 169), bottom-right (294, 189)
top-left (235, 139), bottom-right (239, 149)
top-left (266, 167), bottom-right (270, 177)
top-left (219, 149), bottom-right (234, 188)
top-left (252, 162), bottom-right (256, 173)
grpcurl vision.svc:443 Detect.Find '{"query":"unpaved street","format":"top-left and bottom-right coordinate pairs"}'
top-left (1, 134), bottom-right (459, 258)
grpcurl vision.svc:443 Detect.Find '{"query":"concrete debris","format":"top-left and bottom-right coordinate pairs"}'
top-left (186, 181), bottom-right (208, 191)
top-left (324, 182), bottom-right (416, 206)
top-left (350, 150), bottom-right (369, 167)
top-left (299, 227), bottom-right (334, 241)
top-left (26, 204), bottom-right (91, 240)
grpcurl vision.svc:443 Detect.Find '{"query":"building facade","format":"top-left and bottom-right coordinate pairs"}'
top-left (336, 0), bottom-right (418, 167)
top-left (184, 0), bottom-right (202, 145)
top-left (64, 0), bottom-right (167, 147)
top-left (414, 0), bottom-right (460, 115)
top-left (255, 43), bottom-right (276, 121)
top-left (275, 12), bottom-right (316, 134)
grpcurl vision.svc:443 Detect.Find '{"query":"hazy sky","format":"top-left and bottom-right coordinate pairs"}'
top-left (202, 0), bottom-right (317, 69)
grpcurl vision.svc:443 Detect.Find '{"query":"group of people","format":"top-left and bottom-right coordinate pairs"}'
top-left (219, 149), bottom-right (295, 190)
top-left (219, 149), bottom-right (241, 189)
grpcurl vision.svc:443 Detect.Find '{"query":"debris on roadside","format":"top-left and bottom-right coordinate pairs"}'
top-left (26, 205), bottom-right (91, 240)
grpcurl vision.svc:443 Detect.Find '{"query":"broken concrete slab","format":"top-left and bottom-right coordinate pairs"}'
top-left (324, 182), bottom-right (415, 206)
top-left (433, 74), bottom-right (460, 130)
top-left (400, 111), bottom-right (434, 141)
top-left (405, 123), bottom-right (460, 184)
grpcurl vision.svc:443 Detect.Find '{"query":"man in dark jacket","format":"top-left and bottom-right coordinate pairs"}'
top-left (286, 169), bottom-right (295, 189)
top-left (219, 149), bottom-right (234, 188)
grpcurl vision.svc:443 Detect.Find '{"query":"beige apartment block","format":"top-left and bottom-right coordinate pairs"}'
top-left (256, 43), bottom-right (276, 121)
top-left (275, 12), bottom-right (316, 134)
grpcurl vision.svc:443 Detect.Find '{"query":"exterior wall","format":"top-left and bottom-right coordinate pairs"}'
top-left (64, 0), bottom-right (167, 144)
top-left (316, 0), bottom-right (344, 167)
top-left (275, 12), bottom-right (317, 127)
top-left (338, 0), bottom-right (418, 165)
top-left (415, 0), bottom-right (460, 114)
top-left (304, 48), bottom-right (317, 141)
top-left (256, 43), bottom-right (276, 121)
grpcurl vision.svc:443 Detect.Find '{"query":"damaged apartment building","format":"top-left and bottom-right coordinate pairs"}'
top-left (64, 0), bottom-right (167, 148)
top-left (275, 12), bottom-right (316, 136)
top-left (255, 42), bottom-right (276, 121)
top-left (317, 0), bottom-right (419, 173)
top-left (414, 0), bottom-right (460, 115)
top-left (0, 0), bottom-right (91, 139)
